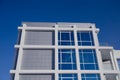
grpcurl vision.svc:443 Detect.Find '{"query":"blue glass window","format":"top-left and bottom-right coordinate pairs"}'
top-left (58, 31), bottom-right (74, 45)
top-left (81, 74), bottom-right (101, 80)
top-left (58, 49), bottom-right (77, 70)
top-left (117, 59), bottom-right (120, 70)
top-left (79, 49), bottom-right (99, 70)
top-left (59, 74), bottom-right (78, 80)
top-left (77, 31), bottom-right (94, 46)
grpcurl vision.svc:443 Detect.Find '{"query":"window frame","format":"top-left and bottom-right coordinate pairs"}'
top-left (58, 31), bottom-right (75, 46)
top-left (81, 74), bottom-right (101, 80)
top-left (77, 31), bottom-right (94, 46)
top-left (59, 74), bottom-right (78, 80)
top-left (79, 49), bottom-right (99, 70)
top-left (58, 49), bottom-right (77, 70)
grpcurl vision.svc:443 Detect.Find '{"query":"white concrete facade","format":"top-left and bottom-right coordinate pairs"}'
top-left (10, 22), bottom-right (120, 80)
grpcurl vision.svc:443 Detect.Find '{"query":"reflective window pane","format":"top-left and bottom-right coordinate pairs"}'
top-left (59, 74), bottom-right (78, 80)
top-left (77, 31), bottom-right (94, 46)
top-left (81, 74), bottom-right (101, 80)
top-left (58, 31), bottom-right (74, 46)
top-left (58, 49), bottom-right (77, 70)
top-left (79, 49), bottom-right (99, 70)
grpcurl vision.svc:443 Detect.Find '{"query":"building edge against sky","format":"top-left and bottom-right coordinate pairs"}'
top-left (10, 22), bottom-right (120, 80)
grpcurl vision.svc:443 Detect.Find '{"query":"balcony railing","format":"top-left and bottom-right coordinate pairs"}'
top-left (103, 62), bottom-right (113, 70)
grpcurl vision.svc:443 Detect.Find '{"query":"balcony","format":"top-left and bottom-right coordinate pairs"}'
top-left (100, 49), bottom-right (114, 70)
top-left (104, 74), bottom-right (119, 80)
top-left (103, 60), bottom-right (113, 70)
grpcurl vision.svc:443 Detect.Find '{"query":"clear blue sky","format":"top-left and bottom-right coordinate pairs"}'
top-left (0, 0), bottom-right (120, 79)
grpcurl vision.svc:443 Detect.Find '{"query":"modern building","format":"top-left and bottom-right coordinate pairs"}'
top-left (10, 22), bottom-right (120, 80)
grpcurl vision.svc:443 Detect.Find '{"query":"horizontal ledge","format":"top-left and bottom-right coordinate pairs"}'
top-left (14, 45), bottom-right (97, 49)
top-left (99, 46), bottom-right (113, 50)
top-left (23, 45), bottom-right (55, 49)
top-left (18, 27), bottom-right (55, 30)
top-left (103, 70), bottom-right (120, 74)
top-left (18, 27), bottom-right (98, 31)
top-left (10, 70), bottom-right (120, 74)
top-left (10, 70), bottom-right (16, 73)
top-left (14, 45), bottom-right (20, 48)
top-left (10, 70), bottom-right (100, 74)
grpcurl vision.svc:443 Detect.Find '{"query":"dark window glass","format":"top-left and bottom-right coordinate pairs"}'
top-left (79, 49), bottom-right (99, 70)
top-left (81, 74), bottom-right (101, 80)
top-left (58, 31), bottom-right (74, 46)
top-left (58, 49), bottom-right (77, 70)
top-left (59, 74), bottom-right (78, 80)
top-left (77, 31), bottom-right (94, 46)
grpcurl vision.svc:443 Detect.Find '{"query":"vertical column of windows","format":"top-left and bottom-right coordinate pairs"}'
top-left (58, 29), bottom-right (100, 80)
